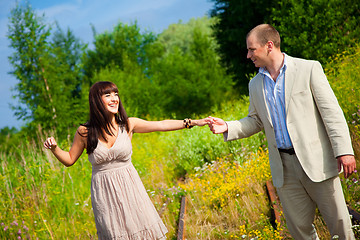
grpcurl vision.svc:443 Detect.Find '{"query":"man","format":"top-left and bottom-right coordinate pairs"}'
top-left (208, 24), bottom-right (356, 239)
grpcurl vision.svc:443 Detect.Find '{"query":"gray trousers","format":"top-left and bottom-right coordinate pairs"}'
top-left (276, 152), bottom-right (355, 240)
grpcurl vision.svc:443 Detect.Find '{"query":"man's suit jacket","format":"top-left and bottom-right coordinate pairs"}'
top-left (224, 55), bottom-right (354, 188)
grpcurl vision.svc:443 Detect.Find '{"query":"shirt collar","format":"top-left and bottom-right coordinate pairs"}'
top-left (259, 53), bottom-right (287, 77)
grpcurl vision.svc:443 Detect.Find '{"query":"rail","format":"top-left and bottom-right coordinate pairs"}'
top-left (177, 196), bottom-right (187, 240)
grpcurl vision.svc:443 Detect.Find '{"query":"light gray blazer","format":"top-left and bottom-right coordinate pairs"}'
top-left (224, 55), bottom-right (353, 188)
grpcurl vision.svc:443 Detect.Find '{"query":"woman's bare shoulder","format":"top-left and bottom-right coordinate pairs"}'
top-left (127, 117), bottom-right (140, 134)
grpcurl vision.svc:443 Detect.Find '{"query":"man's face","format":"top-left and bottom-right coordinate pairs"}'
top-left (246, 34), bottom-right (268, 68)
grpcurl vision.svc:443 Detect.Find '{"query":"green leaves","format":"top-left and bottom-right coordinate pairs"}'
top-left (210, 0), bottom-right (274, 92)
top-left (8, 3), bottom-right (50, 119)
top-left (210, 0), bottom-right (360, 91)
top-left (83, 22), bottom-right (156, 80)
top-left (7, 5), bottom-right (233, 136)
top-left (86, 17), bottom-right (234, 119)
top-left (271, 0), bottom-right (360, 64)
top-left (8, 3), bottom-right (87, 138)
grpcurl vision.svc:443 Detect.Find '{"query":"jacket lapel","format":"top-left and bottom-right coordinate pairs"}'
top-left (284, 56), bottom-right (297, 114)
top-left (256, 55), bottom-right (297, 127)
top-left (255, 74), bottom-right (273, 127)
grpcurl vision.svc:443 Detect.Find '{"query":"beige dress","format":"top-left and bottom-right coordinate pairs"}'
top-left (88, 128), bottom-right (168, 239)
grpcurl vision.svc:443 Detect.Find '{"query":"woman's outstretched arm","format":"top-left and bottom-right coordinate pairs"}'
top-left (128, 117), bottom-right (210, 134)
top-left (43, 126), bottom-right (87, 167)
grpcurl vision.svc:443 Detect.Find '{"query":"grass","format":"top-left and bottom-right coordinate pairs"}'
top-left (1, 44), bottom-right (360, 239)
top-left (179, 148), bottom-right (282, 239)
top-left (1, 96), bottom-right (359, 239)
top-left (325, 44), bottom-right (360, 238)
top-left (0, 96), bottom-right (268, 239)
top-left (129, 96), bottom-right (268, 238)
top-left (0, 139), bottom-right (95, 239)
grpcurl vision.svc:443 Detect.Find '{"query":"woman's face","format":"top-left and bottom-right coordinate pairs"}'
top-left (101, 91), bottom-right (119, 115)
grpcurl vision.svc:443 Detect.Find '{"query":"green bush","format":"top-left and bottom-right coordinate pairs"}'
top-left (325, 44), bottom-right (360, 124)
top-left (325, 43), bottom-right (360, 160)
top-left (210, 0), bottom-right (360, 90)
top-left (271, 0), bottom-right (360, 65)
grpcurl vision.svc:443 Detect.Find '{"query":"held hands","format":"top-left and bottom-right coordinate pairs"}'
top-left (206, 116), bottom-right (228, 134)
top-left (190, 117), bottom-right (228, 134)
top-left (43, 137), bottom-right (58, 151)
top-left (337, 155), bottom-right (357, 178)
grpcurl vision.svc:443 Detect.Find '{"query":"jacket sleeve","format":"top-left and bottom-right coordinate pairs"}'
top-left (310, 61), bottom-right (354, 157)
top-left (224, 88), bottom-right (263, 142)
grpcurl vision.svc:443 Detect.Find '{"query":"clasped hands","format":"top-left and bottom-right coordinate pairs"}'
top-left (204, 116), bottom-right (228, 134)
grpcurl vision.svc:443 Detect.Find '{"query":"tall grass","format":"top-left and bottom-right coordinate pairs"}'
top-left (179, 148), bottom-right (282, 239)
top-left (325, 43), bottom-right (360, 224)
top-left (0, 96), bottom-right (267, 239)
top-left (130, 96), bottom-right (268, 238)
top-left (0, 138), bottom-right (95, 239)
top-left (2, 41), bottom-right (360, 239)
top-left (325, 43), bottom-right (360, 158)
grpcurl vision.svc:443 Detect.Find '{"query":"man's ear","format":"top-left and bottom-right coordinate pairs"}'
top-left (267, 41), bottom-right (274, 53)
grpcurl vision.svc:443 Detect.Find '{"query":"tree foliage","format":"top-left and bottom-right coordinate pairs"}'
top-left (7, 4), bottom-right (233, 138)
top-left (157, 17), bottom-right (216, 55)
top-left (210, 0), bottom-right (360, 91)
top-left (153, 23), bottom-right (233, 117)
top-left (210, 0), bottom-right (273, 93)
top-left (271, 0), bottom-right (360, 64)
top-left (85, 17), bottom-right (233, 119)
top-left (7, 3), bottom-right (87, 137)
top-left (8, 3), bottom-right (51, 121)
top-left (83, 22), bottom-right (157, 81)
top-left (83, 22), bottom-right (163, 117)
top-left (0, 127), bottom-right (18, 149)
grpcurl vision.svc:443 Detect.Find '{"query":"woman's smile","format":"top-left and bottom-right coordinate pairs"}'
top-left (102, 92), bottom-right (119, 114)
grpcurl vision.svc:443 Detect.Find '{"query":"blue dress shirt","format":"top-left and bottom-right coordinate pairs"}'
top-left (260, 54), bottom-right (293, 149)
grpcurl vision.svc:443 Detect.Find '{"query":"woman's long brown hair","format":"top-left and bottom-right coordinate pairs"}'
top-left (81, 81), bottom-right (129, 154)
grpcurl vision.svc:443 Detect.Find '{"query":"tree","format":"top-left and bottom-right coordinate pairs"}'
top-left (38, 24), bottom-right (88, 132)
top-left (210, 0), bottom-right (360, 92)
top-left (157, 17), bottom-right (216, 55)
top-left (85, 17), bottom-right (234, 119)
top-left (7, 3), bottom-right (87, 137)
top-left (271, 0), bottom-right (360, 64)
top-left (83, 22), bottom-right (161, 117)
top-left (83, 22), bottom-right (157, 82)
top-left (8, 3), bottom-right (51, 122)
top-left (0, 126), bottom-right (19, 153)
top-left (210, 0), bottom-right (274, 93)
top-left (152, 17), bottom-right (234, 117)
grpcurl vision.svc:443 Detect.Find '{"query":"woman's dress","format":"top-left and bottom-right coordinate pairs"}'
top-left (88, 128), bottom-right (168, 239)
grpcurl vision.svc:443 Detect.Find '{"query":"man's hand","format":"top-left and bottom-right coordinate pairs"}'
top-left (337, 155), bottom-right (356, 178)
top-left (207, 116), bottom-right (228, 134)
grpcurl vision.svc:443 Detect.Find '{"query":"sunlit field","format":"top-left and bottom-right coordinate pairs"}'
top-left (1, 44), bottom-right (360, 239)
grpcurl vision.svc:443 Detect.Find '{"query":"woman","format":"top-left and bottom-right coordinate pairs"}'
top-left (43, 81), bottom-right (208, 239)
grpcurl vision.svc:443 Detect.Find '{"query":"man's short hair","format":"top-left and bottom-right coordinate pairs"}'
top-left (247, 24), bottom-right (281, 48)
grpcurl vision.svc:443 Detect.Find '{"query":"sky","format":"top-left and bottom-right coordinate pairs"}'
top-left (0, 0), bottom-right (214, 129)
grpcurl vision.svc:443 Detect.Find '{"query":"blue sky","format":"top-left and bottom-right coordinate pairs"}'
top-left (0, 0), bottom-right (213, 129)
